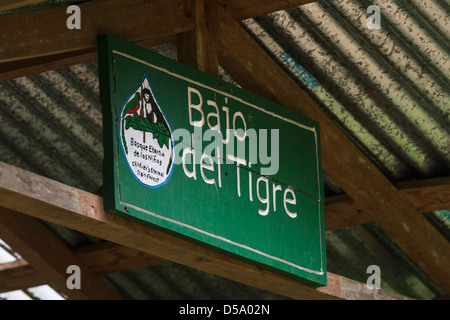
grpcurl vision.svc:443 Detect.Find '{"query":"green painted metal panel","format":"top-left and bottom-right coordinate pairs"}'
top-left (98, 35), bottom-right (326, 287)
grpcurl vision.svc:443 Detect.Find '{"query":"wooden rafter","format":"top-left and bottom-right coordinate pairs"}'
top-left (177, 0), bottom-right (219, 77)
top-left (3, 172), bottom-right (446, 292)
top-left (0, 259), bottom-right (46, 293)
top-left (0, 0), bottom-right (448, 300)
top-left (0, 0), bottom-right (321, 83)
top-left (0, 241), bottom-right (166, 293)
top-left (0, 161), bottom-right (413, 300)
top-left (0, 235), bottom-right (414, 300)
top-left (216, 7), bottom-right (450, 296)
top-left (0, 0), bottom-right (195, 63)
top-left (0, 0), bottom-right (319, 66)
top-left (0, 207), bottom-right (122, 299)
top-left (0, 0), bottom-right (47, 12)
top-left (0, 37), bottom-right (176, 82)
top-left (325, 177), bottom-right (450, 230)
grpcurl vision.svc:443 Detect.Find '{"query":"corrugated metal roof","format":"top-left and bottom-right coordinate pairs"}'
top-left (0, 0), bottom-right (449, 300)
top-left (242, 0), bottom-right (449, 185)
top-left (0, 62), bottom-right (103, 192)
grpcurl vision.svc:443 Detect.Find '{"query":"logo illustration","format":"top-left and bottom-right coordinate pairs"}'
top-left (119, 74), bottom-right (175, 188)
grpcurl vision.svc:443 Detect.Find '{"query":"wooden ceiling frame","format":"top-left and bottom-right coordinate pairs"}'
top-left (0, 0), bottom-right (48, 12)
top-left (0, 232), bottom-right (411, 301)
top-left (1, 174), bottom-right (446, 296)
top-left (0, 161), bottom-right (412, 300)
top-left (0, 239), bottom-right (166, 294)
top-left (325, 176), bottom-right (450, 230)
top-left (0, 0), bottom-right (448, 299)
top-left (0, 207), bottom-right (122, 299)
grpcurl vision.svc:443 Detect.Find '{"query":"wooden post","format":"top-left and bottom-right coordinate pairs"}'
top-left (177, 0), bottom-right (218, 77)
top-left (0, 0), bottom-right (47, 12)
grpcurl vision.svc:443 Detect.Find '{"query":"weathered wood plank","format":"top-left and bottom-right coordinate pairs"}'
top-left (216, 7), bottom-right (450, 296)
top-left (0, 207), bottom-right (123, 299)
top-left (0, 36), bottom-right (175, 82)
top-left (0, 161), bottom-right (333, 299)
top-left (0, 0), bottom-right (320, 80)
top-left (318, 273), bottom-right (412, 300)
top-left (397, 177), bottom-right (450, 213)
top-left (177, 0), bottom-right (218, 77)
top-left (0, 0), bottom-right (46, 12)
top-left (73, 241), bottom-right (167, 275)
top-left (0, 0), bottom-right (194, 63)
top-left (325, 177), bottom-right (450, 230)
top-left (0, 242), bottom-right (166, 293)
top-left (0, 160), bottom-right (412, 300)
top-left (325, 194), bottom-right (376, 230)
top-left (0, 259), bottom-right (45, 293)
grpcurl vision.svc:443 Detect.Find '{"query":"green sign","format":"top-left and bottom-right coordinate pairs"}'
top-left (98, 35), bottom-right (326, 287)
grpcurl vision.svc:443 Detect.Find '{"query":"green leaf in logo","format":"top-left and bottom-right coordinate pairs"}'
top-left (124, 113), bottom-right (170, 149)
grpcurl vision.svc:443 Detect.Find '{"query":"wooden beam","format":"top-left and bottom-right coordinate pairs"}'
top-left (325, 194), bottom-right (375, 230)
top-left (73, 241), bottom-right (167, 275)
top-left (0, 161), bottom-right (331, 300)
top-left (0, 0), bottom-right (194, 63)
top-left (177, 0), bottom-right (218, 77)
top-left (0, 36), bottom-right (175, 82)
top-left (0, 161), bottom-right (412, 300)
top-left (95, 175), bottom-right (449, 233)
top-left (0, 242), bottom-right (166, 293)
top-left (0, 259), bottom-right (45, 293)
top-left (216, 7), bottom-right (450, 296)
top-left (318, 273), bottom-right (411, 300)
top-left (396, 177), bottom-right (450, 213)
top-left (0, 0), bottom-right (320, 81)
top-left (37, 175), bottom-right (449, 235)
top-left (0, 207), bottom-right (122, 300)
top-left (325, 177), bottom-right (450, 230)
top-left (0, 0), bottom-right (46, 12)
top-left (218, 0), bottom-right (319, 20)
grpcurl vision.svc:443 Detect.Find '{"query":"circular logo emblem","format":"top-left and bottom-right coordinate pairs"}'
top-left (119, 75), bottom-right (175, 188)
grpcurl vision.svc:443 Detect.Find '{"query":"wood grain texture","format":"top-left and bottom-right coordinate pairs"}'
top-left (0, 242), bottom-right (166, 293)
top-left (0, 0), bottom-right (194, 63)
top-left (318, 273), bottom-right (412, 300)
top-left (325, 177), bottom-right (450, 230)
top-left (0, 208), bottom-right (122, 299)
top-left (0, 0), bottom-right (47, 12)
